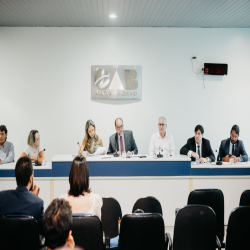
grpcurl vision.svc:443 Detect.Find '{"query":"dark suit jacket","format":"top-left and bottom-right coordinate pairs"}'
top-left (180, 137), bottom-right (215, 162)
top-left (0, 186), bottom-right (44, 233)
top-left (218, 138), bottom-right (248, 162)
top-left (107, 130), bottom-right (138, 154)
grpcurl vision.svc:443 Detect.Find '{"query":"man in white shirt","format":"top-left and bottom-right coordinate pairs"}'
top-left (148, 117), bottom-right (175, 156)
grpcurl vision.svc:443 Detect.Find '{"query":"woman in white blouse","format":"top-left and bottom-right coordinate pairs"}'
top-left (61, 155), bottom-right (102, 219)
top-left (20, 130), bottom-right (45, 163)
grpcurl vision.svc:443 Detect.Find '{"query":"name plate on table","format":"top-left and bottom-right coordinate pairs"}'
top-left (91, 65), bottom-right (142, 100)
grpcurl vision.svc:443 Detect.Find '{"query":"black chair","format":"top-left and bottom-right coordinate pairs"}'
top-left (172, 205), bottom-right (221, 250)
top-left (239, 190), bottom-right (250, 206)
top-left (72, 214), bottom-right (104, 250)
top-left (0, 215), bottom-right (40, 250)
top-left (132, 196), bottom-right (163, 215)
top-left (118, 213), bottom-right (170, 250)
top-left (101, 197), bottom-right (122, 246)
top-left (225, 206), bottom-right (250, 250)
top-left (188, 189), bottom-right (224, 247)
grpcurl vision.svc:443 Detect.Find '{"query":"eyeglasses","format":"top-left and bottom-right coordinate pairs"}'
top-left (35, 136), bottom-right (40, 141)
top-left (116, 125), bottom-right (124, 130)
top-left (158, 124), bottom-right (166, 127)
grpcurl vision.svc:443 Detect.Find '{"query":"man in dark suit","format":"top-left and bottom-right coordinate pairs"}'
top-left (107, 118), bottom-right (138, 155)
top-left (0, 156), bottom-right (44, 232)
top-left (218, 124), bottom-right (248, 162)
top-left (180, 125), bottom-right (215, 162)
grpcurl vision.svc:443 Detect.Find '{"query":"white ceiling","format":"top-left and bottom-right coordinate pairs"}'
top-left (0, 0), bottom-right (250, 28)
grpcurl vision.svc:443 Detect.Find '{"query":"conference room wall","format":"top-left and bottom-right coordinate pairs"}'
top-left (0, 27), bottom-right (249, 160)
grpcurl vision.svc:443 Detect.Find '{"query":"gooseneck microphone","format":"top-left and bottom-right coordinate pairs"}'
top-left (35, 148), bottom-right (45, 166)
top-left (216, 150), bottom-right (222, 165)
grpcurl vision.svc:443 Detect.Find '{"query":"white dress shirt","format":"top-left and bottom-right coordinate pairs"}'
top-left (148, 132), bottom-right (175, 156)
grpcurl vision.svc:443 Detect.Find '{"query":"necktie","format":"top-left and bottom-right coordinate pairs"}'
top-left (120, 136), bottom-right (124, 153)
top-left (232, 144), bottom-right (235, 156)
top-left (197, 145), bottom-right (201, 158)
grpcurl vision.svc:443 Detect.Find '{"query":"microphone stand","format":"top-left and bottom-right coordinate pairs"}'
top-left (157, 147), bottom-right (163, 158)
top-left (35, 149), bottom-right (45, 166)
top-left (216, 150), bottom-right (222, 165)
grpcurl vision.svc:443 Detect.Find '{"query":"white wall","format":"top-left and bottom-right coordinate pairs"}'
top-left (0, 27), bottom-right (250, 161)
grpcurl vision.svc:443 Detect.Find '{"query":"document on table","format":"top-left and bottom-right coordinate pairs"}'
top-left (89, 147), bottom-right (106, 156)
top-left (127, 154), bottom-right (148, 158)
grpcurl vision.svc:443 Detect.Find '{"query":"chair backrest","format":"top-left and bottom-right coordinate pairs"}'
top-left (101, 197), bottom-right (122, 238)
top-left (132, 196), bottom-right (163, 215)
top-left (188, 189), bottom-right (224, 243)
top-left (226, 206), bottom-right (250, 250)
top-left (173, 205), bottom-right (217, 250)
top-left (72, 214), bottom-right (103, 250)
top-left (0, 215), bottom-right (40, 250)
top-left (239, 190), bottom-right (250, 206)
top-left (118, 213), bottom-right (167, 250)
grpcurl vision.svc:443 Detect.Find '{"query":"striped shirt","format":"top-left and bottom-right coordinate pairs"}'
top-left (0, 141), bottom-right (15, 164)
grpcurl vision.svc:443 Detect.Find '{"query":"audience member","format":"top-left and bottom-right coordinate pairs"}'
top-left (0, 125), bottom-right (15, 164)
top-left (20, 130), bottom-right (45, 163)
top-left (0, 156), bottom-right (43, 232)
top-left (43, 198), bottom-right (77, 250)
top-left (61, 155), bottom-right (102, 219)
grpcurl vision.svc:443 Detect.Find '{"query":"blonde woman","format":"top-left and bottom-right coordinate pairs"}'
top-left (79, 120), bottom-right (104, 156)
top-left (20, 130), bottom-right (45, 163)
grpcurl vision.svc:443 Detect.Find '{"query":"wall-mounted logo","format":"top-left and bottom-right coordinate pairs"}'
top-left (91, 65), bottom-right (142, 100)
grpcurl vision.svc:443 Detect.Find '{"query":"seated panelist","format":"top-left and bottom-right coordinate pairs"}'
top-left (79, 120), bottom-right (104, 156)
top-left (0, 125), bottom-right (15, 164)
top-left (218, 124), bottom-right (248, 163)
top-left (20, 130), bottom-right (45, 163)
top-left (148, 116), bottom-right (175, 156)
top-left (180, 125), bottom-right (215, 163)
top-left (107, 118), bottom-right (138, 155)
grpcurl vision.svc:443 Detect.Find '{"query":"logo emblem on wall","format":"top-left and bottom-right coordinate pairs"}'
top-left (91, 65), bottom-right (142, 100)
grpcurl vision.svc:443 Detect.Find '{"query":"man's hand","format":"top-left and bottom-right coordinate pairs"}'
top-left (127, 151), bottom-right (132, 155)
top-left (200, 157), bottom-right (208, 163)
top-left (191, 152), bottom-right (199, 159)
top-left (223, 155), bottom-right (230, 162)
top-left (31, 182), bottom-right (40, 196)
top-left (117, 151), bottom-right (121, 155)
top-left (230, 155), bottom-right (237, 163)
top-left (0, 159), bottom-right (1, 164)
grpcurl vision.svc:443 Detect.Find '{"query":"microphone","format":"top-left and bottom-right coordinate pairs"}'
top-left (35, 148), bottom-right (45, 166)
top-left (77, 142), bottom-right (81, 155)
top-left (216, 150), bottom-right (222, 165)
top-left (157, 146), bottom-right (163, 158)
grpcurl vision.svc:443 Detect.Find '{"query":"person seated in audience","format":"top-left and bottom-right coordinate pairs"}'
top-left (43, 198), bottom-right (80, 250)
top-left (78, 119), bottom-right (104, 156)
top-left (180, 124), bottom-right (215, 163)
top-left (0, 156), bottom-right (44, 233)
top-left (0, 125), bottom-right (15, 164)
top-left (20, 129), bottom-right (45, 163)
top-left (218, 124), bottom-right (248, 162)
top-left (107, 117), bottom-right (138, 155)
top-left (61, 155), bottom-right (102, 219)
top-left (148, 117), bottom-right (175, 156)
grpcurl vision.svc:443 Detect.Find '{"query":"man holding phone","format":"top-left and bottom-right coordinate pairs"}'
top-left (0, 156), bottom-right (44, 233)
top-left (218, 125), bottom-right (248, 163)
